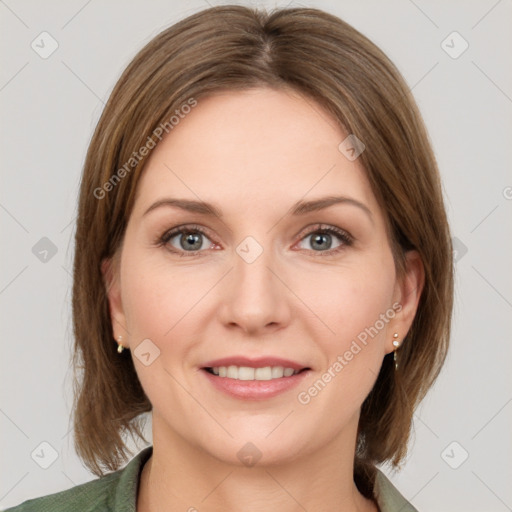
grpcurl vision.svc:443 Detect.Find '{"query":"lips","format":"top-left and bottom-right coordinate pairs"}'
top-left (199, 355), bottom-right (312, 400)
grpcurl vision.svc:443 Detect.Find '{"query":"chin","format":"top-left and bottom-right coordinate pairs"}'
top-left (207, 430), bottom-right (311, 468)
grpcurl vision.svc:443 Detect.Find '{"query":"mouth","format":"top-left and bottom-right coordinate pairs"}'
top-left (199, 358), bottom-right (312, 400)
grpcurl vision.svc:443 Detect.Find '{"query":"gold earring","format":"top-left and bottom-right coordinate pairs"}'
top-left (117, 335), bottom-right (125, 353)
top-left (392, 333), bottom-right (400, 370)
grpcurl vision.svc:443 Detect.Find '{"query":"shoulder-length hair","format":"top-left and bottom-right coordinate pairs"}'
top-left (71, 5), bottom-right (453, 492)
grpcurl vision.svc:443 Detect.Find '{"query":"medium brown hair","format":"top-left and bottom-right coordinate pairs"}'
top-left (71, 5), bottom-right (453, 492)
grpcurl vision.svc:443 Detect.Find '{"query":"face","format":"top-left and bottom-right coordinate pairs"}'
top-left (104, 87), bottom-right (422, 467)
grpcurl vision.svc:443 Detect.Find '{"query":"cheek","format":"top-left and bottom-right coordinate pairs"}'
top-left (121, 253), bottom-right (196, 339)
top-left (300, 254), bottom-right (396, 393)
top-left (303, 261), bottom-right (395, 340)
top-left (120, 257), bottom-right (197, 394)
top-left (294, 264), bottom-right (396, 434)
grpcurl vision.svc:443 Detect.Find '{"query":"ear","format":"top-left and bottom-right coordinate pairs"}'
top-left (387, 250), bottom-right (425, 354)
top-left (101, 254), bottom-right (129, 347)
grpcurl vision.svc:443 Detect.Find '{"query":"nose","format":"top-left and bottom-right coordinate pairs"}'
top-left (217, 238), bottom-right (292, 336)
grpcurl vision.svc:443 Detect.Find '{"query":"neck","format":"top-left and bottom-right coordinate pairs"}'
top-left (137, 412), bottom-right (378, 512)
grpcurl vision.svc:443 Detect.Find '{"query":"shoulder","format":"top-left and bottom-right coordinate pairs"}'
top-left (373, 468), bottom-right (419, 512)
top-left (3, 447), bottom-right (152, 512)
top-left (3, 471), bottom-right (119, 512)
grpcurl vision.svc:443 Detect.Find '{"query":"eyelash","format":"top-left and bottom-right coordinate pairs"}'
top-left (156, 223), bottom-right (354, 258)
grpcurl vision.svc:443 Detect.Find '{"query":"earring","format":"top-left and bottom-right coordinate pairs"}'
top-left (117, 335), bottom-right (125, 353)
top-left (392, 333), bottom-right (400, 370)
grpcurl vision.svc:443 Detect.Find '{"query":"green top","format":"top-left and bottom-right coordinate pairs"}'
top-left (3, 446), bottom-right (418, 511)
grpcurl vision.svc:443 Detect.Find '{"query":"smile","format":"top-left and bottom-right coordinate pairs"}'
top-left (205, 365), bottom-right (305, 380)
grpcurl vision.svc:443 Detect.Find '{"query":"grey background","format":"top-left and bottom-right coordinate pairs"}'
top-left (1, 0), bottom-right (511, 510)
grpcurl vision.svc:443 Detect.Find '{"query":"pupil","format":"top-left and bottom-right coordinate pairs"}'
top-left (312, 233), bottom-right (331, 250)
top-left (182, 233), bottom-right (201, 250)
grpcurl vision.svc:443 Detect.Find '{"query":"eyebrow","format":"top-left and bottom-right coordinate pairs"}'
top-left (143, 195), bottom-right (373, 222)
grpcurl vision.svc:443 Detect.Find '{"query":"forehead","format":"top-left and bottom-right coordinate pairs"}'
top-left (132, 87), bottom-right (379, 219)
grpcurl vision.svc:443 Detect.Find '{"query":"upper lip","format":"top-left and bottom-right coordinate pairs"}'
top-left (201, 356), bottom-right (310, 371)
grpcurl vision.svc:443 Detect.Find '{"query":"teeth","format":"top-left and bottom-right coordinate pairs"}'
top-left (255, 367), bottom-right (272, 380)
top-left (227, 365), bottom-right (239, 379)
top-left (238, 366), bottom-right (254, 380)
top-left (210, 365), bottom-right (301, 380)
top-left (271, 366), bottom-right (283, 378)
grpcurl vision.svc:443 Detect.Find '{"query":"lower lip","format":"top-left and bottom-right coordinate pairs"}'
top-left (200, 368), bottom-right (311, 400)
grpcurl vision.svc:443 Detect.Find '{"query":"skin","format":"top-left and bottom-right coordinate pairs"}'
top-left (103, 87), bottom-right (424, 512)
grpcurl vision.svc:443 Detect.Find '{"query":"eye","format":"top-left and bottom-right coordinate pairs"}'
top-left (295, 224), bottom-right (353, 255)
top-left (157, 223), bottom-right (353, 257)
top-left (158, 224), bottom-right (216, 256)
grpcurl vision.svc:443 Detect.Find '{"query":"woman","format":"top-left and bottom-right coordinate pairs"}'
top-left (6, 5), bottom-right (453, 511)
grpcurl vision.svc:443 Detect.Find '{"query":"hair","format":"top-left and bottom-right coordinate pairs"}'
top-left (71, 4), bottom-right (453, 495)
